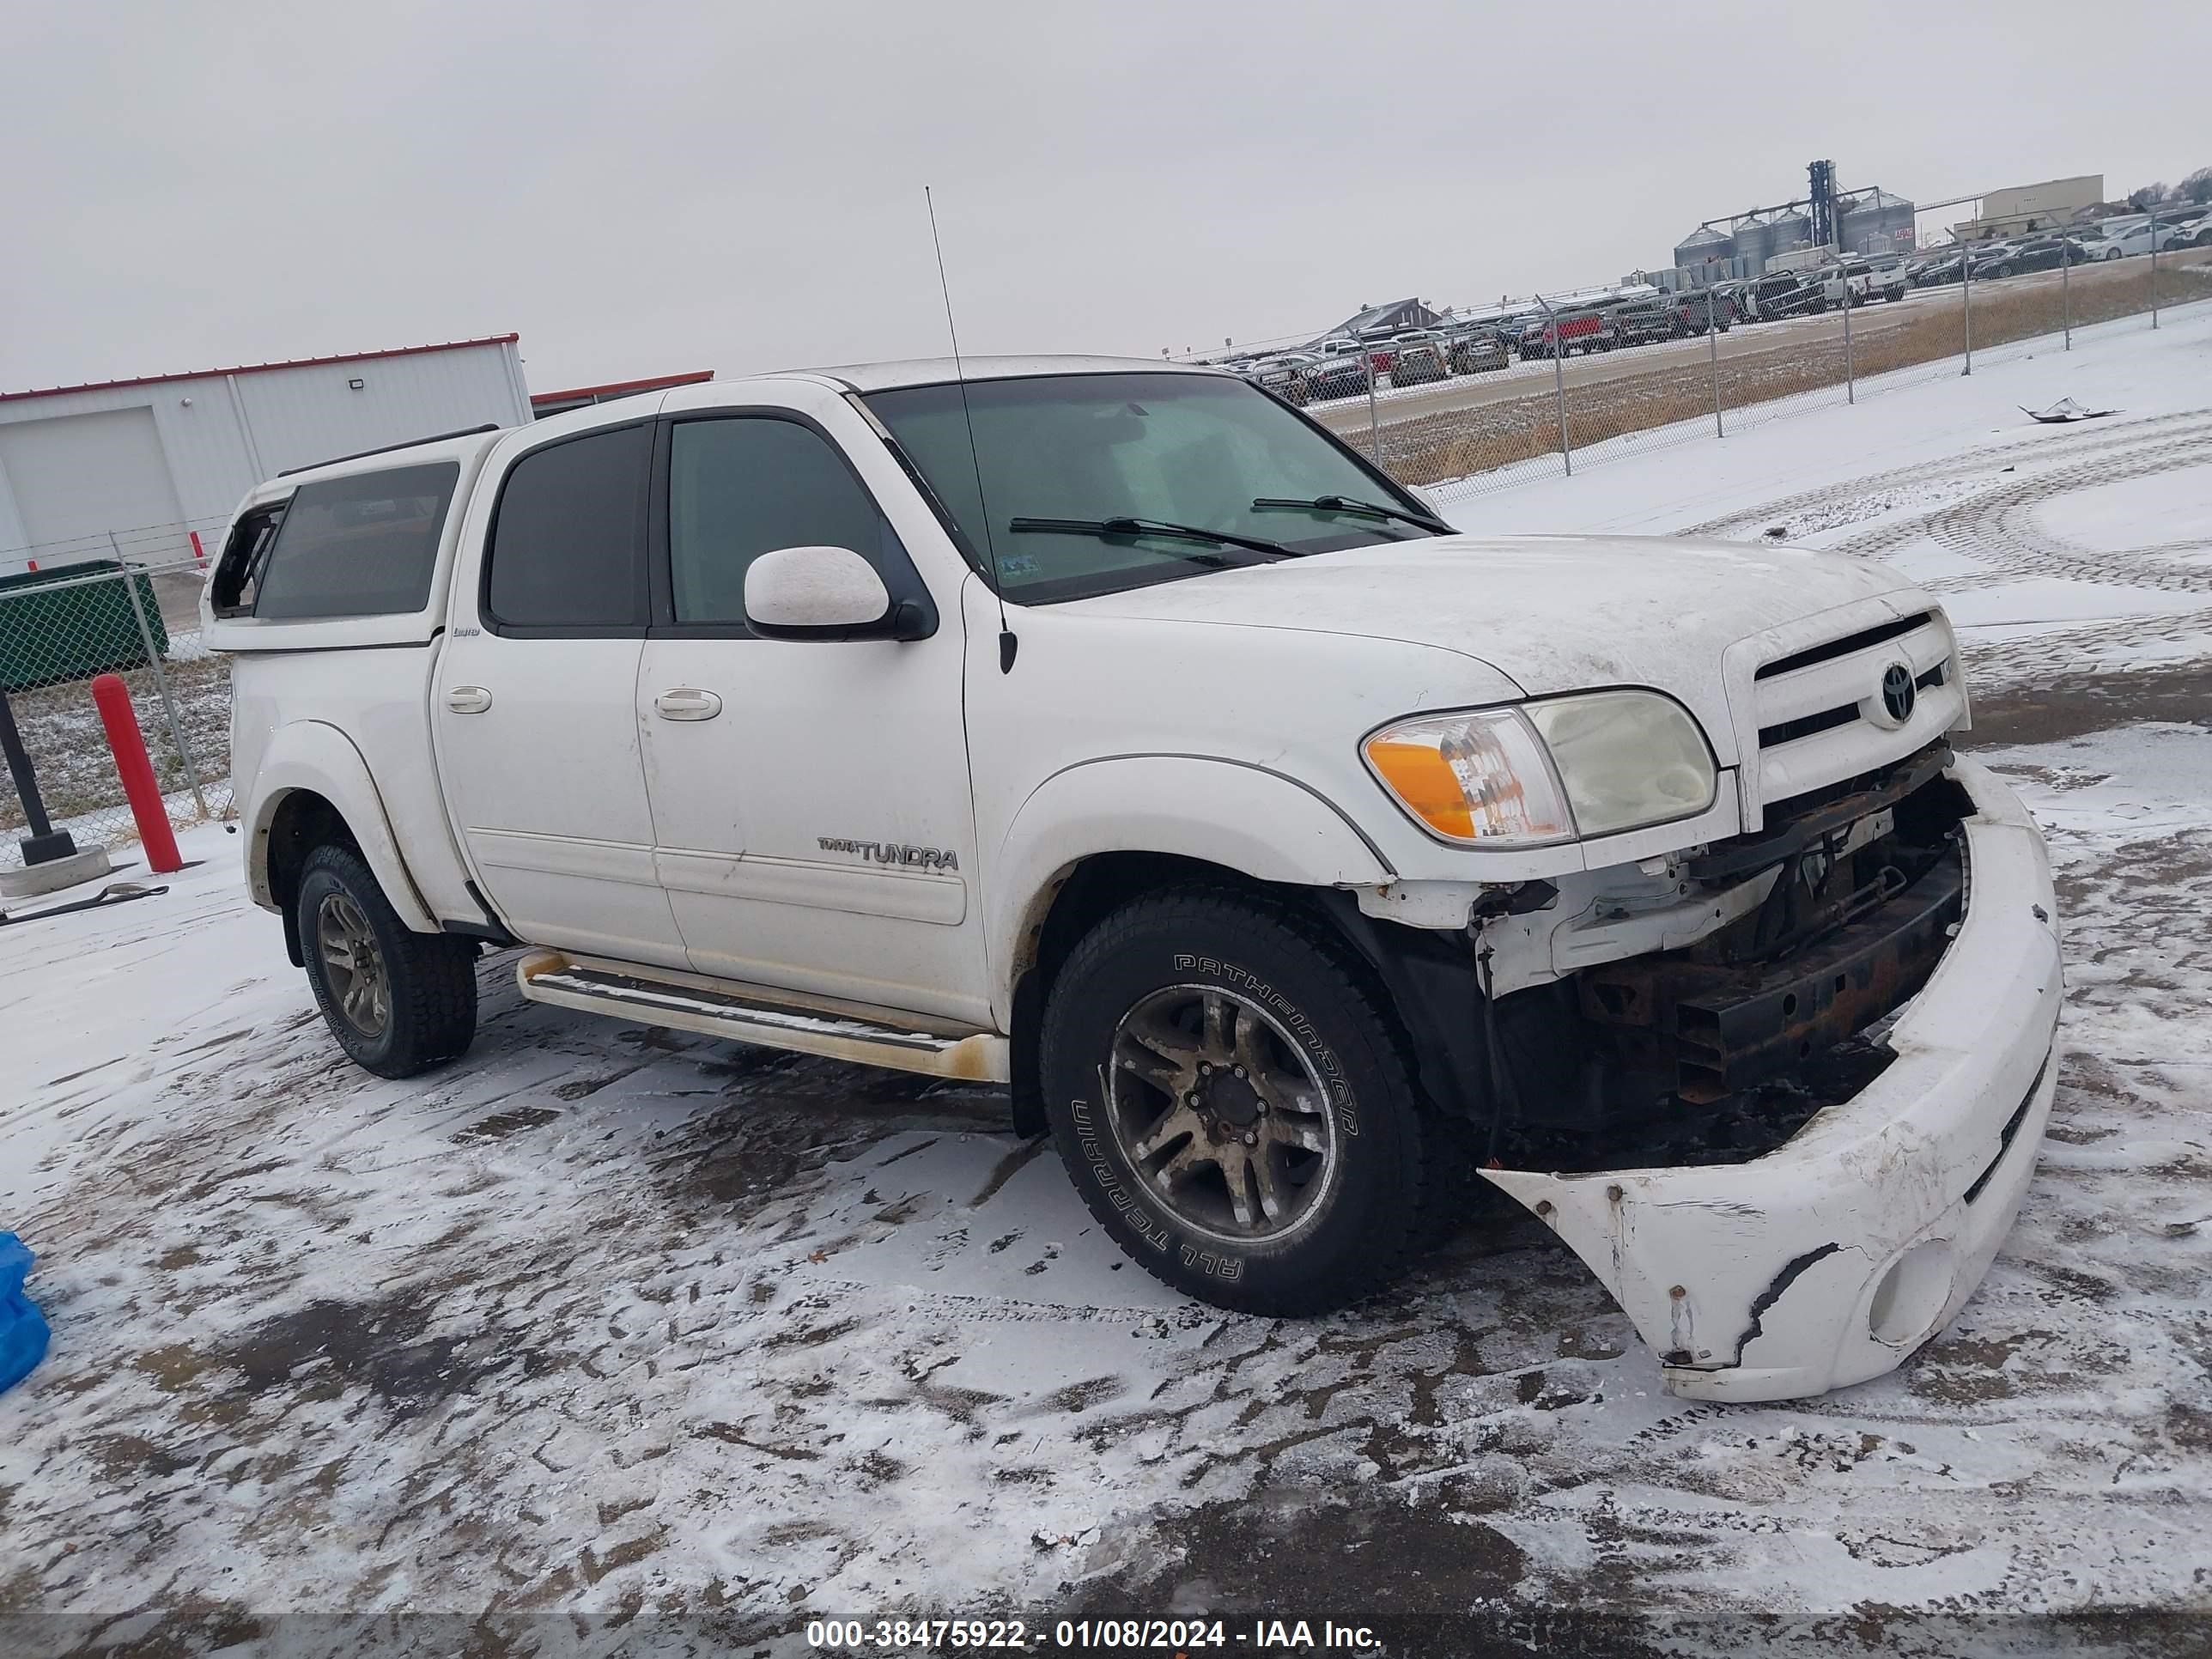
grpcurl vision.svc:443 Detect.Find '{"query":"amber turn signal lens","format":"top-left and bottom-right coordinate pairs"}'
top-left (1364, 741), bottom-right (1476, 839)
top-left (1361, 708), bottom-right (1573, 845)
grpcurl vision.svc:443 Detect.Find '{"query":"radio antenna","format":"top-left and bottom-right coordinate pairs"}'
top-left (926, 186), bottom-right (1016, 674)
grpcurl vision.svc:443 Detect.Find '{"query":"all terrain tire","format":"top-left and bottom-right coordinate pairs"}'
top-left (1040, 886), bottom-right (1437, 1316)
top-left (296, 842), bottom-right (479, 1079)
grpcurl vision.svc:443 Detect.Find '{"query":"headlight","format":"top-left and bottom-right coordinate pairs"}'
top-left (1526, 690), bottom-right (1717, 836)
top-left (1363, 691), bottom-right (1716, 847)
top-left (1362, 708), bottom-right (1573, 845)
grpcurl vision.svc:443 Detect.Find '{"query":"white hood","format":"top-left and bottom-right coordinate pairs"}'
top-left (1062, 533), bottom-right (1929, 764)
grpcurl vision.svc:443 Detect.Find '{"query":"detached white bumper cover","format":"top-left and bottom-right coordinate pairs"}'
top-left (1485, 760), bottom-right (2062, 1403)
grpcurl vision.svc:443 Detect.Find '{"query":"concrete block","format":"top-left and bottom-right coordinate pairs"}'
top-left (1, 846), bottom-right (112, 899)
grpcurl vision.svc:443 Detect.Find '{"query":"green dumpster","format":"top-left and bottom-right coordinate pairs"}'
top-left (0, 561), bottom-right (169, 693)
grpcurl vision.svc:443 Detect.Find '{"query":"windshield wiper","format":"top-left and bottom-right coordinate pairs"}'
top-left (1252, 495), bottom-right (1453, 535)
top-left (1008, 516), bottom-right (1294, 560)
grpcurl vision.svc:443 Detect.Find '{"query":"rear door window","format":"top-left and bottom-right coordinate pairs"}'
top-left (484, 424), bottom-right (651, 632)
top-left (250, 462), bottom-right (459, 620)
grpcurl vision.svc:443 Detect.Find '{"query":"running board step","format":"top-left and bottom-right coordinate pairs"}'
top-left (515, 951), bottom-right (1008, 1082)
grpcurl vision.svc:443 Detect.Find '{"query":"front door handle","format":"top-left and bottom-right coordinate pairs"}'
top-left (654, 688), bottom-right (723, 721)
top-left (446, 685), bottom-right (492, 714)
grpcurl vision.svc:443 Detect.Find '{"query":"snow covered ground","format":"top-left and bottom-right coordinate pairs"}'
top-left (3, 308), bottom-right (2211, 1656)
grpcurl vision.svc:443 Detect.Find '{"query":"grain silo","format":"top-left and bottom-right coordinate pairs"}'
top-left (1839, 189), bottom-right (1917, 255)
top-left (1765, 210), bottom-right (1813, 265)
top-left (1729, 215), bottom-right (1774, 274)
top-left (1672, 225), bottom-right (1733, 281)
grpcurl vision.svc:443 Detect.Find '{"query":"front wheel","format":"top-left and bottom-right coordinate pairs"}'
top-left (1041, 888), bottom-right (1439, 1316)
top-left (297, 843), bottom-right (480, 1079)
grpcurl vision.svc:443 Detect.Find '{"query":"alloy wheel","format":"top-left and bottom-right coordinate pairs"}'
top-left (318, 891), bottom-right (390, 1039)
top-left (1105, 984), bottom-right (1340, 1243)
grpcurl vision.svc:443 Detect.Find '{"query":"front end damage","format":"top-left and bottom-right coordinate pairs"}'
top-left (1480, 753), bottom-right (2062, 1402)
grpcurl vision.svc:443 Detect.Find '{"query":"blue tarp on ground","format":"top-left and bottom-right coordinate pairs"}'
top-left (0, 1232), bottom-right (49, 1394)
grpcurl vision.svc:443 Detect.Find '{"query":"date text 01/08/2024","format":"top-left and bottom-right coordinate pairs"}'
top-left (805, 1619), bottom-right (1382, 1651)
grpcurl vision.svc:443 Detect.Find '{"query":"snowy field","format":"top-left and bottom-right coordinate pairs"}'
top-left (3, 308), bottom-right (2212, 1656)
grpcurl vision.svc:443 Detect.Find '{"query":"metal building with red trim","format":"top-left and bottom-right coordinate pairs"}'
top-left (0, 336), bottom-right (532, 575)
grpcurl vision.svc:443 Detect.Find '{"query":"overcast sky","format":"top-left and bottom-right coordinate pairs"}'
top-left (4, 0), bottom-right (2207, 394)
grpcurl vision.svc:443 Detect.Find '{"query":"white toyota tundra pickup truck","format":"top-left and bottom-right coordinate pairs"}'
top-left (202, 356), bottom-right (2061, 1401)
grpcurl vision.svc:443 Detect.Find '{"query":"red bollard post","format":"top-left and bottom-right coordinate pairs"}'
top-left (90, 673), bottom-right (181, 874)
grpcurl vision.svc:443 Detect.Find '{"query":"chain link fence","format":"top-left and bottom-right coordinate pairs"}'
top-left (1196, 228), bottom-right (2212, 507)
top-left (0, 551), bottom-right (233, 871)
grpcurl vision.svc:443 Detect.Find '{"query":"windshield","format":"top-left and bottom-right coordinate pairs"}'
top-left (864, 372), bottom-right (1432, 603)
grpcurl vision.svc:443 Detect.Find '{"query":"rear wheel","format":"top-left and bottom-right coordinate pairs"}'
top-left (297, 843), bottom-right (479, 1079)
top-left (1041, 887), bottom-right (1438, 1316)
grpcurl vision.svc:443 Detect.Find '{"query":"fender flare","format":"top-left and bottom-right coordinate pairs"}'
top-left (988, 754), bottom-right (1395, 1023)
top-left (245, 720), bottom-right (437, 933)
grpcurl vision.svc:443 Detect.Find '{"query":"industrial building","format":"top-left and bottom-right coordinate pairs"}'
top-left (1317, 298), bottom-right (1444, 342)
top-left (1668, 166), bottom-right (1917, 285)
top-left (0, 336), bottom-right (532, 578)
top-left (1948, 174), bottom-right (2105, 243)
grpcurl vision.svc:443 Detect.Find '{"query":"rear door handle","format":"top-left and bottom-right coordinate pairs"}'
top-left (445, 685), bottom-right (492, 714)
top-left (654, 688), bottom-right (723, 721)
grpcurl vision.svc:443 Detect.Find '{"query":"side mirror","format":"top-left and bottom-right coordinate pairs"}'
top-left (744, 544), bottom-right (920, 641)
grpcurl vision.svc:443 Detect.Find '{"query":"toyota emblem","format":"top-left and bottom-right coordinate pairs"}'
top-left (1880, 661), bottom-right (1917, 725)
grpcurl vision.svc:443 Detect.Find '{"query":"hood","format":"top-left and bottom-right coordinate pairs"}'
top-left (1060, 533), bottom-right (1929, 765)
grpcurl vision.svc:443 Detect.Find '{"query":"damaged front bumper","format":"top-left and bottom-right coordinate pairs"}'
top-left (1483, 759), bottom-right (2062, 1402)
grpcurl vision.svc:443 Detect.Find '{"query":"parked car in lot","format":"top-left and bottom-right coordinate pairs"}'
top-left (1863, 256), bottom-right (1911, 301)
top-left (1738, 272), bottom-right (1826, 321)
top-left (1661, 290), bottom-right (1732, 336)
top-left (1444, 327), bottom-right (1510, 374)
top-left (203, 353), bottom-right (2058, 1403)
top-left (1910, 250), bottom-right (1967, 287)
top-left (1492, 308), bottom-right (1544, 345)
top-left (1954, 241), bottom-right (2011, 279)
top-left (1304, 344), bottom-right (1371, 401)
top-left (1519, 307), bottom-right (1613, 358)
top-left (1607, 297), bottom-right (1680, 348)
top-left (1246, 354), bottom-right (1317, 405)
top-left (1971, 235), bottom-right (2089, 279)
top-left (1388, 331), bottom-right (1451, 387)
top-left (1813, 258), bottom-right (1911, 307)
top-left (2094, 219), bottom-right (2187, 260)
